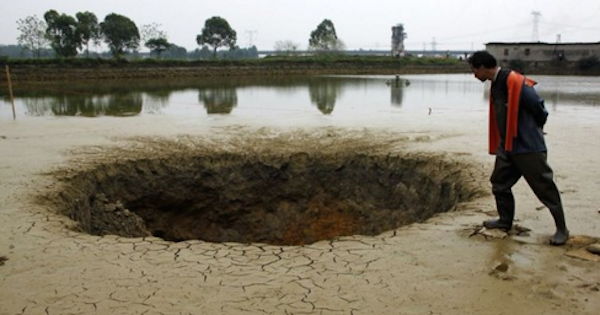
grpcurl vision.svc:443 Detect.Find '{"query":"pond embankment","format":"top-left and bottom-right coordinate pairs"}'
top-left (3, 59), bottom-right (597, 82)
top-left (2, 61), bottom-right (471, 82)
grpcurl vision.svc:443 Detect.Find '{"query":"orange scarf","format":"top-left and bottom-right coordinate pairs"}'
top-left (489, 71), bottom-right (536, 154)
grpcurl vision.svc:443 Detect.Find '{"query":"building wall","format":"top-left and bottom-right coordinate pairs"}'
top-left (486, 42), bottom-right (600, 66)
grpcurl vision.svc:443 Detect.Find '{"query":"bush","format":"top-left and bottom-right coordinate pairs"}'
top-left (509, 59), bottom-right (527, 73)
top-left (577, 55), bottom-right (600, 71)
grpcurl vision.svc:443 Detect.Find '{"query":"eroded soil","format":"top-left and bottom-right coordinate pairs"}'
top-left (39, 133), bottom-right (482, 245)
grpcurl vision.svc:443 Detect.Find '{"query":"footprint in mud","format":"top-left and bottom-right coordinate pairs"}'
top-left (467, 224), bottom-right (532, 240)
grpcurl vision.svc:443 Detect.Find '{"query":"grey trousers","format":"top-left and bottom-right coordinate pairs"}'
top-left (490, 150), bottom-right (567, 230)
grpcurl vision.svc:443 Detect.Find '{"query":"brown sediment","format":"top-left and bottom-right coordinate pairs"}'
top-left (3, 63), bottom-right (470, 82)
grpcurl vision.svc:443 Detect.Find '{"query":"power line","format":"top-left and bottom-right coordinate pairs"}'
top-left (407, 22), bottom-right (530, 45)
top-left (531, 11), bottom-right (542, 42)
top-left (540, 21), bottom-right (600, 32)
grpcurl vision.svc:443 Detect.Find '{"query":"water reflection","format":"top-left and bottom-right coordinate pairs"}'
top-left (480, 75), bottom-right (600, 111)
top-left (534, 76), bottom-right (600, 111)
top-left (2, 74), bottom-right (599, 120)
top-left (199, 87), bottom-right (238, 114)
top-left (308, 79), bottom-right (341, 114)
top-left (388, 76), bottom-right (408, 107)
top-left (22, 93), bottom-right (143, 117)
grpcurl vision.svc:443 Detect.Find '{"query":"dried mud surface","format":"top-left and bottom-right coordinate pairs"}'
top-left (1, 115), bottom-right (599, 315)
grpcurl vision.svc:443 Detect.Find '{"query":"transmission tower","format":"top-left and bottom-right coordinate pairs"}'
top-left (430, 37), bottom-right (438, 52)
top-left (531, 11), bottom-right (541, 42)
top-left (245, 30), bottom-right (258, 47)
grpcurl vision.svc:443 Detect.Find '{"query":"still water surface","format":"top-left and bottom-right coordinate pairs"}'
top-left (1, 74), bottom-right (599, 122)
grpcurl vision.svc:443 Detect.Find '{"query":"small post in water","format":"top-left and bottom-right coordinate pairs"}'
top-left (5, 65), bottom-right (16, 119)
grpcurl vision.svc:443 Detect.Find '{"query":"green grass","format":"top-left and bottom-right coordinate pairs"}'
top-left (2, 55), bottom-right (462, 68)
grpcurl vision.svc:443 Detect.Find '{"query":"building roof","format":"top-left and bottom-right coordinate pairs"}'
top-left (486, 42), bottom-right (600, 46)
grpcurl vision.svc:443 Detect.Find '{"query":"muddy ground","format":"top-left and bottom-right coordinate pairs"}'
top-left (3, 63), bottom-right (471, 82)
top-left (0, 107), bottom-right (599, 314)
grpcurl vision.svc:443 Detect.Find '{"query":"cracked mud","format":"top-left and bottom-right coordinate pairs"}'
top-left (2, 121), bottom-right (600, 315)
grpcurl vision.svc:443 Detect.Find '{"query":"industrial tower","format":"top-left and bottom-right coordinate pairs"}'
top-left (391, 24), bottom-right (407, 57)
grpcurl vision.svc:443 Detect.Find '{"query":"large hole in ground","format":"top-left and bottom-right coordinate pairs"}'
top-left (47, 151), bottom-right (477, 246)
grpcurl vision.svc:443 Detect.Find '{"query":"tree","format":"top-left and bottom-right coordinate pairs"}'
top-left (164, 44), bottom-right (187, 59)
top-left (196, 16), bottom-right (237, 58)
top-left (0, 45), bottom-right (25, 58)
top-left (76, 11), bottom-right (100, 56)
top-left (16, 15), bottom-right (50, 58)
top-left (309, 19), bottom-right (345, 53)
top-left (44, 10), bottom-right (81, 58)
top-left (190, 46), bottom-right (212, 59)
top-left (140, 23), bottom-right (167, 45)
top-left (100, 13), bottom-right (140, 58)
top-left (274, 40), bottom-right (300, 56)
top-left (146, 38), bottom-right (171, 58)
top-left (140, 23), bottom-right (170, 58)
top-left (220, 46), bottom-right (258, 59)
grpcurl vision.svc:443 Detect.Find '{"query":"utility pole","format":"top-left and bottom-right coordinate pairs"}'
top-left (5, 65), bottom-right (15, 120)
top-left (531, 11), bottom-right (541, 42)
top-left (245, 30), bottom-right (257, 48)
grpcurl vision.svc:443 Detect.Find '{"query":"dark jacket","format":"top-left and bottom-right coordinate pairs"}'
top-left (489, 69), bottom-right (548, 155)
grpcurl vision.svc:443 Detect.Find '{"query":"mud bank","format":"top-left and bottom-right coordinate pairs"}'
top-left (1, 110), bottom-right (600, 314)
top-left (3, 63), bottom-right (470, 82)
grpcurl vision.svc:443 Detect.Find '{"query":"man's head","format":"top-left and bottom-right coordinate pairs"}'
top-left (468, 50), bottom-right (498, 82)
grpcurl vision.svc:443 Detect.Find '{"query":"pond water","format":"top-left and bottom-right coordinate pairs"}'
top-left (1, 74), bottom-right (600, 123)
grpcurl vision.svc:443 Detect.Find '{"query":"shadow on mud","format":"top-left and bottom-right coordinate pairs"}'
top-left (40, 135), bottom-right (481, 246)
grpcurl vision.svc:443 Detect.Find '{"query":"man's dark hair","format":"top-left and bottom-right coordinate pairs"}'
top-left (468, 50), bottom-right (497, 69)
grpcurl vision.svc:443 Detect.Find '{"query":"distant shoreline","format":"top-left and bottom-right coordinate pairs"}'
top-left (2, 60), bottom-right (597, 82)
top-left (3, 64), bottom-right (468, 82)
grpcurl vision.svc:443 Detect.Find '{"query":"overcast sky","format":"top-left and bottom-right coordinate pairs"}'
top-left (3, 0), bottom-right (600, 52)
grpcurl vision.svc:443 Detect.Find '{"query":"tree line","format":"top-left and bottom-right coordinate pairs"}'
top-left (11, 10), bottom-right (345, 60)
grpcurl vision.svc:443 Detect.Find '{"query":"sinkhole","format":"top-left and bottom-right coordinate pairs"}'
top-left (48, 152), bottom-right (476, 246)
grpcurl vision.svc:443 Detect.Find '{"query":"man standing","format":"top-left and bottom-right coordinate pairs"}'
top-left (468, 50), bottom-right (569, 245)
